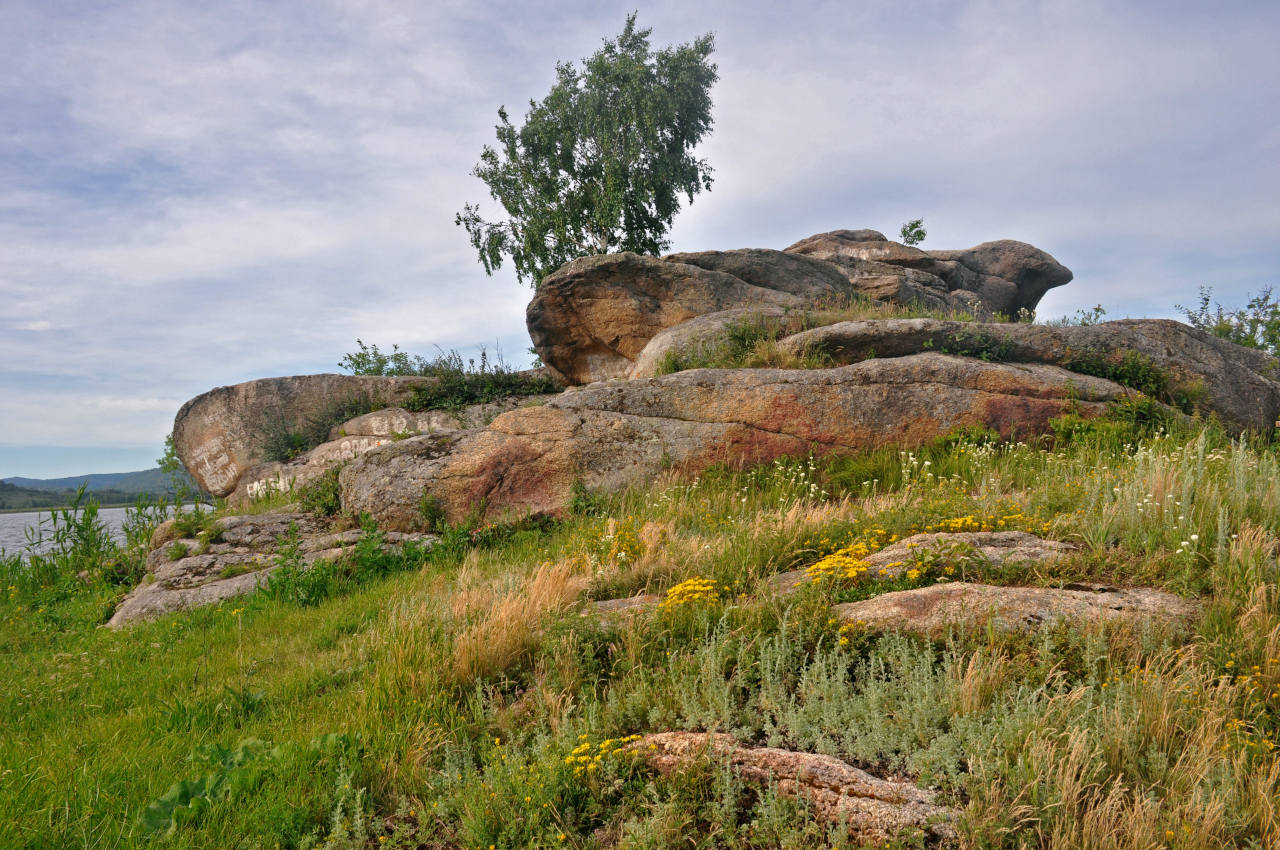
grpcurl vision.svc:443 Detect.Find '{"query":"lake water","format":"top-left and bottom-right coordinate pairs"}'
top-left (0, 507), bottom-right (131, 556)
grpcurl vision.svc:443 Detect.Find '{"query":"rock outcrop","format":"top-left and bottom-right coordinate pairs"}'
top-left (785, 229), bottom-right (1072, 317)
top-left (527, 252), bottom-right (821, 385)
top-left (173, 374), bottom-right (433, 497)
top-left (108, 510), bottom-right (434, 626)
top-left (529, 231), bottom-right (1073, 385)
top-left (341, 354), bottom-right (1128, 528)
top-left (835, 582), bottom-right (1200, 638)
top-left (778, 318), bottom-right (1280, 430)
top-left (625, 306), bottom-right (794, 379)
top-left (227, 395), bottom-right (559, 504)
top-left (629, 732), bottom-right (955, 843)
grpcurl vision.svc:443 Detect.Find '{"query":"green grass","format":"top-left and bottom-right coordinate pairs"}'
top-left (3, 413), bottom-right (1280, 848)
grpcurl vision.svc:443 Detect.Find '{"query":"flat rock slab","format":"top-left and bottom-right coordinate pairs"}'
top-left (778, 318), bottom-right (1280, 431)
top-left (630, 732), bottom-right (954, 843)
top-left (773, 531), bottom-right (1078, 592)
top-left (342, 354), bottom-right (1126, 528)
top-left (835, 581), bottom-right (1199, 638)
top-left (110, 510), bottom-right (435, 626)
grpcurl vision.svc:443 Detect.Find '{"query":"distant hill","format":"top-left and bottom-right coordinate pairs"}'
top-left (0, 468), bottom-right (203, 510)
top-left (5, 468), bottom-right (176, 494)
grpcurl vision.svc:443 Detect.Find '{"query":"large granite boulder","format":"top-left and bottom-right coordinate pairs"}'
top-left (528, 231), bottom-right (1074, 384)
top-left (527, 252), bottom-right (824, 385)
top-left (340, 353), bottom-right (1130, 528)
top-left (173, 374), bottom-right (433, 497)
top-left (227, 395), bottom-right (560, 504)
top-left (785, 229), bottom-right (1073, 317)
top-left (777, 318), bottom-right (1280, 431)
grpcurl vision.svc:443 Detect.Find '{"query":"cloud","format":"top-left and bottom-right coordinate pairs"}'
top-left (1, 0), bottom-right (1277, 471)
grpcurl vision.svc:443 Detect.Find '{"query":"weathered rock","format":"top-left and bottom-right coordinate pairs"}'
top-left (529, 232), bottom-right (1075, 384)
top-left (331, 395), bottom-right (560, 440)
top-left (108, 510), bottom-right (435, 626)
top-left (630, 732), bottom-right (955, 843)
top-left (932, 240), bottom-right (1075, 314)
top-left (528, 252), bottom-right (823, 384)
top-left (835, 581), bottom-right (1199, 638)
top-left (342, 354), bottom-right (1127, 528)
top-left (778, 318), bottom-right (1280, 431)
top-left (331, 407), bottom-right (464, 439)
top-left (819, 256), bottom-right (967, 315)
top-left (784, 229), bottom-right (889, 252)
top-left (786, 230), bottom-right (1072, 317)
top-left (228, 395), bottom-right (563, 505)
top-left (173, 374), bottom-right (433, 497)
top-left (772, 531), bottom-right (1078, 592)
top-left (592, 594), bottom-right (661, 616)
top-left (627, 306), bottom-right (794, 379)
top-left (664, 248), bottom-right (856, 298)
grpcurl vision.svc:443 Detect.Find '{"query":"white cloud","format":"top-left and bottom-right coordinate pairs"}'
top-left (1, 0), bottom-right (1278, 471)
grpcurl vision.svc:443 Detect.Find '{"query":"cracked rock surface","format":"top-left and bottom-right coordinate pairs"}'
top-left (630, 732), bottom-right (956, 844)
top-left (341, 354), bottom-right (1127, 528)
top-left (108, 510), bottom-right (435, 627)
top-left (835, 581), bottom-right (1200, 638)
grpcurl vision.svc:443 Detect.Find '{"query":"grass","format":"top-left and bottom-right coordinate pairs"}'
top-left (2, 412), bottom-right (1280, 848)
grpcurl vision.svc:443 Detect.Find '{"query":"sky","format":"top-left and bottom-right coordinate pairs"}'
top-left (1, 0), bottom-right (1277, 478)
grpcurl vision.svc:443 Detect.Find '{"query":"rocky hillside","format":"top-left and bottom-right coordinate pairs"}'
top-left (45, 228), bottom-right (1276, 848)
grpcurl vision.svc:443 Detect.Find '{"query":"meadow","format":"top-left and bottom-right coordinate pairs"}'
top-left (2, 405), bottom-right (1278, 849)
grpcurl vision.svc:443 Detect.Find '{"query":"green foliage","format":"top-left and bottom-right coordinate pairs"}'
top-left (157, 433), bottom-right (201, 503)
top-left (456, 14), bottom-right (718, 286)
top-left (260, 519), bottom-right (437, 609)
top-left (336, 339), bottom-right (430, 376)
top-left (655, 314), bottom-right (832, 374)
top-left (1177, 285), bottom-right (1280, 355)
top-left (1, 485), bottom-right (149, 600)
top-left (417, 493), bottom-right (446, 533)
top-left (142, 734), bottom-right (358, 837)
top-left (898, 217), bottom-right (926, 246)
top-left (404, 348), bottom-right (560, 412)
top-left (569, 481), bottom-right (607, 517)
top-left (1043, 303), bottom-right (1108, 326)
top-left (928, 328), bottom-right (1017, 362)
top-left (171, 504), bottom-right (219, 540)
top-left (297, 467), bottom-right (343, 518)
top-left (1062, 348), bottom-right (1204, 414)
top-left (261, 395), bottom-right (380, 464)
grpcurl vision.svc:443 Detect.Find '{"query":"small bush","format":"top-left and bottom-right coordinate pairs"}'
top-left (404, 349), bottom-right (561, 413)
top-left (1177, 286), bottom-right (1280, 355)
top-left (261, 395), bottom-right (380, 464)
top-left (925, 328), bottom-right (1017, 362)
top-left (297, 468), bottom-right (343, 517)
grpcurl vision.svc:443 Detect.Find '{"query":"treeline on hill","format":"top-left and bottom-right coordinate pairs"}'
top-left (0, 481), bottom-right (158, 511)
top-left (0, 466), bottom-right (206, 511)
